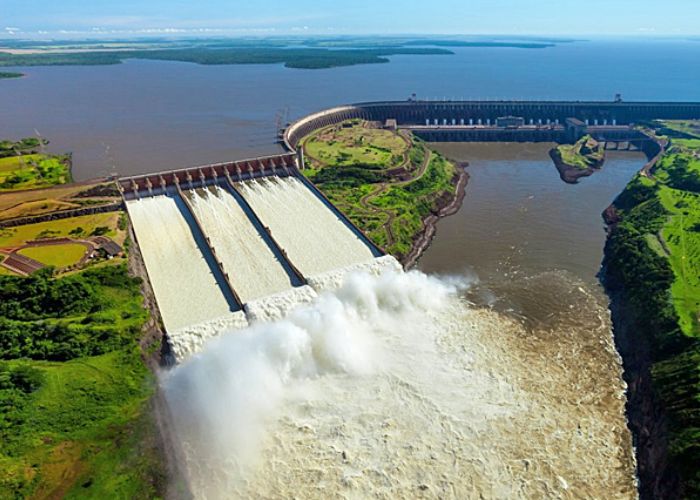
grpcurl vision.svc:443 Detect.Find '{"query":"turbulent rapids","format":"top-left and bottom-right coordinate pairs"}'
top-left (162, 266), bottom-right (636, 498)
top-left (124, 167), bottom-right (636, 498)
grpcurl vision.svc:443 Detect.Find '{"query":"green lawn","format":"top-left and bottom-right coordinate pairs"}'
top-left (304, 121), bottom-right (408, 169)
top-left (0, 154), bottom-right (71, 192)
top-left (0, 350), bottom-right (162, 499)
top-left (607, 133), bottom-right (700, 495)
top-left (0, 213), bottom-right (118, 248)
top-left (656, 186), bottom-right (700, 336)
top-left (18, 243), bottom-right (87, 269)
top-left (660, 120), bottom-right (700, 139)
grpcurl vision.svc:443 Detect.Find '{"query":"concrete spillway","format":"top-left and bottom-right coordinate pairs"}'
top-left (188, 185), bottom-right (298, 303)
top-left (127, 195), bottom-right (237, 331)
top-left (238, 176), bottom-right (378, 277)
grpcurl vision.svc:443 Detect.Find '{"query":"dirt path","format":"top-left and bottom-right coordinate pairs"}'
top-left (358, 147), bottom-right (433, 247)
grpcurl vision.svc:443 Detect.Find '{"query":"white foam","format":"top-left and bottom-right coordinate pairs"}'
top-left (162, 265), bottom-right (636, 499)
top-left (167, 312), bottom-right (250, 362)
top-left (189, 186), bottom-right (296, 303)
top-left (238, 177), bottom-right (377, 276)
top-left (244, 285), bottom-right (318, 324)
top-left (307, 254), bottom-right (403, 292)
top-left (127, 195), bottom-right (235, 332)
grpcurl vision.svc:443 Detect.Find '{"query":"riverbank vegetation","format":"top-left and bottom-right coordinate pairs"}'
top-left (0, 263), bottom-right (165, 498)
top-left (0, 154), bottom-right (71, 191)
top-left (555, 135), bottom-right (605, 170)
top-left (605, 121), bottom-right (700, 495)
top-left (301, 120), bottom-right (461, 260)
top-left (0, 138), bottom-right (71, 192)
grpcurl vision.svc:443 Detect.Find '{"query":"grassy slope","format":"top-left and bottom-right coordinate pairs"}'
top-left (0, 154), bottom-right (71, 192)
top-left (0, 265), bottom-right (164, 498)
top-left (302, 121), bottom-right (457, 259)
top-left (304, 123), bottom-right (407, 168)
top-left (607, 127), bottom-right (700, 495)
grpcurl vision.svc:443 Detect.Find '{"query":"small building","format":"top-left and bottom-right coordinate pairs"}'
top-left (384, 119), bottom-right (398, 131)
top-left (496, 116), bottom-right (525, 128)
top-left (93, 236), bottom-right (124, 258)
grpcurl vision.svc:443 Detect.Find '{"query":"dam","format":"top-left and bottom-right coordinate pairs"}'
top-left (118, 99), bottom-right (700, 497)
top-left (120, 98), bottom-right (700, 359)
top-left (121, 154), bottom-right (386, 358)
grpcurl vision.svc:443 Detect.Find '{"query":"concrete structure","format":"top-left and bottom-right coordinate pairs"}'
top-left (119, 98), bottom-right (699, 345)
top-left (284, 99), bottom-right (700, 149)
top-left (118, 153), bottom-right (297, 200)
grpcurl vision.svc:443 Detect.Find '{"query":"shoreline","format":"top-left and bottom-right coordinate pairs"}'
top-left (599, 130), bottom-right (694, 498)
top-left (601, 262), bottom-right (680, 499)
top-left (403, 162), bottom-right (469, 269)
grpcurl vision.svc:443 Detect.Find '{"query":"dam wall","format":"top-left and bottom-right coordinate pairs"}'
top-left (284, 100), bottom-right (700, 149)
top-left (121, 98), bottom-right (699, 356)
top-left (123, 164), bottom-right (383, 351)
top-left (119, 152), bottom-right (297, 200)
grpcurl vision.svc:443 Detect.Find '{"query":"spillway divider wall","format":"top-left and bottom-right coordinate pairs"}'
top-left (223, 174), bottom-right (309, 288)
top-left (174, 182), bottom-right (246, 311)
top-left (290, 166), bottom-right (388, 260)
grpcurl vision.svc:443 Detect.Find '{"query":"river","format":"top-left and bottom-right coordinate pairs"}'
top-left (1, 38), bottom-right (699, 180)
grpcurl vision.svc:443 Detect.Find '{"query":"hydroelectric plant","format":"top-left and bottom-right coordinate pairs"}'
top-left (120, 98), bottom-right (700, 361)
top-left (116, 98), bottom-right (700, 498)
top-left (121, 153), bottom-right (388, 359)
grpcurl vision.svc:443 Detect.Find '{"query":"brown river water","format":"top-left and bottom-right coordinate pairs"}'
top-left (162, 143), bottom-right (645, 498)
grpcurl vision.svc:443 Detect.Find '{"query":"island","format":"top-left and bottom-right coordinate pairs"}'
top-left (299, 119), bottom-right (467, 266)
top-left (0, 72), bottom-right (23, 79)
top-left (550, 134), bottom-right (606, 183)
top-left (603, 121), bottom-right (700, 498)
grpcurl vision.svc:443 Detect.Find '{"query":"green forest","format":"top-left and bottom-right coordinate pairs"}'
top-left (0, 264), bottom-right (164, 498)
top-left (605, 130), bottom-right (700, 496)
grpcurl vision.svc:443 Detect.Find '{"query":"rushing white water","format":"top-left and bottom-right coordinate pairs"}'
top-left (238, 176), bottom-right (378, 277)
top-left (189, 185), bottom-right (296, 303)
top-left (162, 264), bottom-right (636, 499)
top-left (127, 195), bottom-right (235, 331)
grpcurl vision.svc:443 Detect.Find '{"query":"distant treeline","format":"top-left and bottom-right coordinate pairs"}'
top-left (0, 47), bottom-right (453, 70)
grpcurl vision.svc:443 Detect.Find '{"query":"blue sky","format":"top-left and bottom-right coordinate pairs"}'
top-left (3, 0), bottom-right (700, 37)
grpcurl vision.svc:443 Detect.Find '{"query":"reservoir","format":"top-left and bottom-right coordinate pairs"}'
top-left (1, 39), bottom-right (699, 180)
